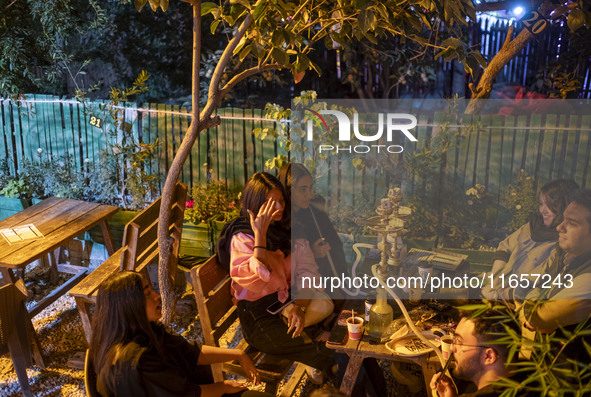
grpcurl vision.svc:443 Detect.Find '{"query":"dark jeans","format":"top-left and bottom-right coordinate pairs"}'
top-left (237, 293), bottom-right (335, 373)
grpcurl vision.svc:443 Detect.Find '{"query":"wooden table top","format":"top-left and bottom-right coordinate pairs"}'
top-left (327, 299), bottom-right (447, 363)
top-left (0, 197), bottom-right (118, 269)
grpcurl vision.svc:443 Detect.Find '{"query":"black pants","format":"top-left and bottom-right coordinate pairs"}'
top-left (237, 293), bottom-right (335, 372)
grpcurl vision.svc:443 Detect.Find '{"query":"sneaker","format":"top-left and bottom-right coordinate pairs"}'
top-left (306, 365), bottom-right (324, 385)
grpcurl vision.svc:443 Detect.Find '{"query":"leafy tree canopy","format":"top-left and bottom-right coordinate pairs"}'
top-left (0, 0), bottom-right (108, 97)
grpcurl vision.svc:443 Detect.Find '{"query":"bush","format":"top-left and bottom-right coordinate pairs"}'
top-left (184, 181), bottom-right (238, 224)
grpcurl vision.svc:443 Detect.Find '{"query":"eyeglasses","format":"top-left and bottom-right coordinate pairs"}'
top-left (451, 334), bottom-right (489, 352)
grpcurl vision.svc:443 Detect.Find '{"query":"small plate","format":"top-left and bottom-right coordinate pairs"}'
top-left (386, 330), bottom-right (441, 357)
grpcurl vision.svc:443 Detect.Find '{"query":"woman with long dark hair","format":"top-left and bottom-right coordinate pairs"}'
top-left (216, 172), bottom-right (334, 384)
top-left (89, 271), bottom-right (270, 397)
top-left (277, 163), bottom-right (349, 282)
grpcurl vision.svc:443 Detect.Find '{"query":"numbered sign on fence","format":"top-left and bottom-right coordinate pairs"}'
top-left (520, 11), bottom-right (548, 35)
top-left (89, 115), bottom-right (103, 128)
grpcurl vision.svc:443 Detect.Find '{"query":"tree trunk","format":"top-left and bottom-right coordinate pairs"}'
top-left (157, 1), bottom-right (204, 325)
top-left (157, 1), bottom-right (254, 324)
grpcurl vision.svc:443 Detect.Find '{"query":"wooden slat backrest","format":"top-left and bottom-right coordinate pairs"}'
top-left (191, 255), bottom-right (236, 347)
top-left (120, 182), bottom-right (187, 272)
top-left (205, 277), bottom-right (235, 334)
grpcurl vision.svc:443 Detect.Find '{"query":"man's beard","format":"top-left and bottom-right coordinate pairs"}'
top-left (453, 353), bottom-right (481, 382)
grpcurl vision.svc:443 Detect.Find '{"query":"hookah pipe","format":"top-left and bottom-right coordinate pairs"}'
top-left (309, 194), bottom-right (454, 395)
top-left (309, 207), bottom-right (371, 297)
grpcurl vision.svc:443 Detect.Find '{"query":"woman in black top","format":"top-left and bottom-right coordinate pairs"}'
top-left (277, 163), bottom-right (349, 281)
top-left (89, 271), bottom-right (270, 397)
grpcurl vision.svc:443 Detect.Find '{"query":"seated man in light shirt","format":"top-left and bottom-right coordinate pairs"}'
top-left (516, 189), bottom-right (591, 333)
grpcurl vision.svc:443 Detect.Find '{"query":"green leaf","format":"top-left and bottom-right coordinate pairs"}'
top-left (455, 303), bottom-right (488, 311)
top-left (210, 20), bottom-right (221, 35)
top-left (463, 57), bottom-right (479, 78)
top-left (148, 0), bottom-right (159, 12)
top-left (469, 50), bottom-right (487, 68)
top-left (435, 47), bottom-right (453, 60)
top-left (567, 9), bottom-right (586, 32)
top-left (251, 41), bottom-right (265, 58)
top-left (231, 0), bottom-right (251, 10)
top-left (239, 45), bottom-right (251, 62)
top-left (419, 13), bottom-right (432, 29)
top-left (364, 32), bottom-right (378, 44)
top-left (134, 0), bottom-right (148, 12)
top-left (253, 2), bottom-right (267, 23)
top-left (309, 60), bottom-right (321, 77)
top-left (440, 37), bottom-right (463, 49)
top-left (296, 53), bottom-right (310, 72)
top-left (359, 8), bottom-right (377, 33)
top-left (272, 30), bottom-right (284, 47)
top-left (233, 37), bottom-right (247, 56)
top-left (201, 2), bottom-right (218, 16)
top-left (410, 34), bottom-right (428, 45)
top-left (272, 48), bottom-right (289, 66)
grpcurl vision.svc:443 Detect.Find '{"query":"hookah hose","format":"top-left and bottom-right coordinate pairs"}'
top-left (370, 263), bottom-right (456, 396)
top-left (309, 207), bottom-right (370, 297)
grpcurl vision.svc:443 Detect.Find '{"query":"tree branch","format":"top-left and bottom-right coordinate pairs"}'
top-left (207, 8), bottom-right (256, 103)
top-left (466, 24), bottom-right (534, 114)
top-left (219, 63), bottom-right (281, 99)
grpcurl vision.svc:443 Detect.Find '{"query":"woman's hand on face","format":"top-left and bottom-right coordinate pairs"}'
top-left (312, 238), bottom-right (331, 258)
top-left (221, 379), bottom-right (248, 394)
top-left (286, 306), bottom-right (306, 338)
top-left (248, 197), bottom-right (281, 236)
top-left (238, 351), bottom-right (260, 384)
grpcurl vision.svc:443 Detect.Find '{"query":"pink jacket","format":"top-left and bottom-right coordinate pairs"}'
top-left (229, 233), bottom-right (320, 303)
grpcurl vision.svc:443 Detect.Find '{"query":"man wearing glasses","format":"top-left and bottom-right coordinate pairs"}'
top-left (429, 312), bottom-right (517, 397)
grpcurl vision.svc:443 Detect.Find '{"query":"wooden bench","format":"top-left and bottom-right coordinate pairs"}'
top-left (190, 255), bottom-right (305, 396)
top-left (70, 182), bottom-right (187, 343)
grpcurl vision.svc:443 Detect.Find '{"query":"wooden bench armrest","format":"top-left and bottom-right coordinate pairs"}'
top-left (69, 248), bottom-right (125, 299)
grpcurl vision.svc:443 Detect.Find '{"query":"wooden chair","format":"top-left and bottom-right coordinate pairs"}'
top-left (70, 182), bottom-right (187, 343)
top-left (84, 349), bottom-right (99, 397)
top-left (0, 283), bottom-right (33, 397)
top-left (190, 255), bottom-right (306, 396)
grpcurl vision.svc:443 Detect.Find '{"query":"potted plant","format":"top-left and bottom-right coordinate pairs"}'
top-left (181, 181), bottom-right (238, 258)
top-left (0, 179), bottom-right (30, 221)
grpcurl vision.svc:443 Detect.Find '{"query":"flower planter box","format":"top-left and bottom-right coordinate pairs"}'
top-left (180, 220), bottom-right (213, 258)
top-left (211, 214), bottom-right (230, 246)
top-left (0, 196), bottom-right (29, 221)
top-left (180, 214), bottom-right (232, 259)
top-left (87, 210), bottom-right (138, 250)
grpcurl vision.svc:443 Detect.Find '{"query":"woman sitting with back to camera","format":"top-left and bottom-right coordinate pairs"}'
top-left (216, 172), bottom-right (335, 384)
top-left (89, 271), bottom-right (272, 397)
top-left (482, 178), bottom-right (579, 300)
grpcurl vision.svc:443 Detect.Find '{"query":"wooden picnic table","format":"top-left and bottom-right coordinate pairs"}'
top-left (0, 197), bottom-right (118, 369)
top-left (327, 299), bottom-right (445, 396)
